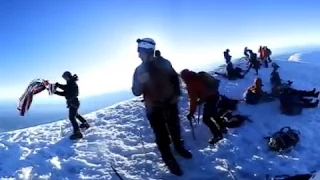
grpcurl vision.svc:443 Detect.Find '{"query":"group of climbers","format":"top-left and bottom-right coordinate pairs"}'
top-left (221, 46), bottom-right (266, 79)
top-left (131, 38), bottom-right (262, 176)
top-left (269, 63), bottom-right (319, 115)
top-left (130, 38), bottom-right (320, 176)
top-left (242, 62), bottom-right (319, 115)
top-left (18, 36), bottom-right (319, 178)
top-left (259, 46), bottom-right (272, 62)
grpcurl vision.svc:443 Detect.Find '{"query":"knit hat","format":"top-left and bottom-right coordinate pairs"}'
top-left (137, 38), bottom-right (156, 52)
top-left (62, 71), bottom-right (72, 78)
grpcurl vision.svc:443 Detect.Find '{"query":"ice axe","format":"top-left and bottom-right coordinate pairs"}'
top-left (188, 117), bottom-right (196, 140)
top-left (197, 105), bottom-right (201, 125)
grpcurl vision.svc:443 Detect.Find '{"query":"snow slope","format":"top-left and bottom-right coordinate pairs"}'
top-left (1, 55), bottom-right (320, 180)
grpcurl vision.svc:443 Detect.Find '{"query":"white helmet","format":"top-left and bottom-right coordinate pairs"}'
top-left (137, 38), bottom-right (156, 51)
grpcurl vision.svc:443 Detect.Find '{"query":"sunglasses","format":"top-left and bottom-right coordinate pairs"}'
top-left (137, 47), bottom-right (153, 53)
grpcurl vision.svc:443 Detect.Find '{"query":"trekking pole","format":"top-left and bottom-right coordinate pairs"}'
top-left (197, 105), bottom-right (201, 125)
top-left (138, 127), bottom-right (148, 165)
top-left (223, 161), bottom-right (237, 180)
top-left (189, 119), bottom-right (196, 140)
top-left (110, 164), bottom-right (124, 180)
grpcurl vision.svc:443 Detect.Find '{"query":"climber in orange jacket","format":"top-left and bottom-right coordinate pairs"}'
top-left (244, 78), bottom-right (275, 104)
top-left (180, 69), bottom-right (226, 144)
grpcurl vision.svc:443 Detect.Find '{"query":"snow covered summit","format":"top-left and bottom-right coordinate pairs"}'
top-left (1, 53), bottom-right (320, 180)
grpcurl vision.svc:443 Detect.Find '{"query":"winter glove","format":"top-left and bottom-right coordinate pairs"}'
top-left (187, 113), bottom-right (195, 121)
top-left (196, 99), bottom-right (203, 105)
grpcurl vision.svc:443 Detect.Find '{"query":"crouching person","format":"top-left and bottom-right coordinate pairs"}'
top-left (131, 38), bottom-right (192, 176)
top-left (180, 69), bottom-right (227, 145)
top-left (279, 88), bottom-right (319, 115)
top-left (244, 78), bottom-right (275, 105)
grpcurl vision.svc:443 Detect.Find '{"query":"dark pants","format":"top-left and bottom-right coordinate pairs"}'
top-left (291, 89), bottom-right (317, 107)
top-left (264, 59), bottom-right (269, 68)
top-left (246, 62), bottom-right (259, 74)
top-left (69, 106), bottom-right (87, 133)
top-left (147, 103), bottom-right (182, 159)
top-left (292, 89), bottom-right (314, 97)
top-left (203, 95), bottom-right (225, 137)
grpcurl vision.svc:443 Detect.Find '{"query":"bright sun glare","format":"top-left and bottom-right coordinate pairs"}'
top-left (1, 33), bottom-right (320, 101)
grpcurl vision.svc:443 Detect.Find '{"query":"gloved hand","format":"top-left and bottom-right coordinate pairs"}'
top-left (196, 99), bottom-right (203, 105)
top-left (187, 113), bottom-right (195, 121)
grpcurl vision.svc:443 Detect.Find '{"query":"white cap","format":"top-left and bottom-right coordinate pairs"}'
top-left (137, 38), bottom-right (156, 50)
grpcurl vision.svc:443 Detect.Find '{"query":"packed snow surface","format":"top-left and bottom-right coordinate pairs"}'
top-left (1, 55), bottom-right (320, 180)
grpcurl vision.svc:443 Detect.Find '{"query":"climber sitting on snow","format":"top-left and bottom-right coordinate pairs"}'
top-left (243, 77), bottom-right (275, 105)
top-left (270, 63), bottom-right (293, 97)
top-left (279, 87), bottom-right (319, 115)
top-left (214, 61), bottom-right (246, 80)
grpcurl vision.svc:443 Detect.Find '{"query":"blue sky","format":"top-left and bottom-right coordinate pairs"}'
top-left (0, 0), bottom-right (319, 101)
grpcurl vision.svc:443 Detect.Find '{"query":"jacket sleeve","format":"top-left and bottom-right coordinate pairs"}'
top-left (131, 67), bottom-right (143, 96)
top-left (54, 90), bottom-right (65, 97)
top-left (187, 86), bottom-right (198, 115)
top-left (56, 83), bottom-right (67, 90)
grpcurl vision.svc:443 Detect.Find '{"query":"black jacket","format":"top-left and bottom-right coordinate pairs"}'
top-left (224, 51), bottom-right (231, 63)
top-left (55, 77), bottom-right (80, 107)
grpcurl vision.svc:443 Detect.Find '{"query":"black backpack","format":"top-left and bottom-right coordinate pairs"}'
top-left (198, 71), bottom-right (220, 93)
top-left (266, 127), bottom-right (300, 152)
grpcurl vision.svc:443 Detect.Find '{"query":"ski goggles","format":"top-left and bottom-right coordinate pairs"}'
top-left (137, 38), bottom-right (155, 52)
top-left (137, 47), bottom-right (154, 53)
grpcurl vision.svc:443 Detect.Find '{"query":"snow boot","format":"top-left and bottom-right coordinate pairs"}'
top-left (209, 136), bottom-right (223, 145)
top-left (174, 145), bottom-right (193, 159)
top-left (163, 157), bottom-right (183, 176)
top-left (70, 131), bottom-right (83, 140)
top-left (159, 145), bottom-right (183, 176)
top-left (80, 122), bottom-right (90, 129)
top-left (314, 91), bottom-right (319, 98)
top-left (313, 99), bottom-right (319, 107)
top-left (301, 98), bottom-right (313, 103)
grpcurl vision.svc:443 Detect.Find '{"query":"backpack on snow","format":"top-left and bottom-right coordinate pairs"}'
top-left (265, 127), bottom-right (300, 152)
top-left (198, 71), bottom-right (220, 92)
